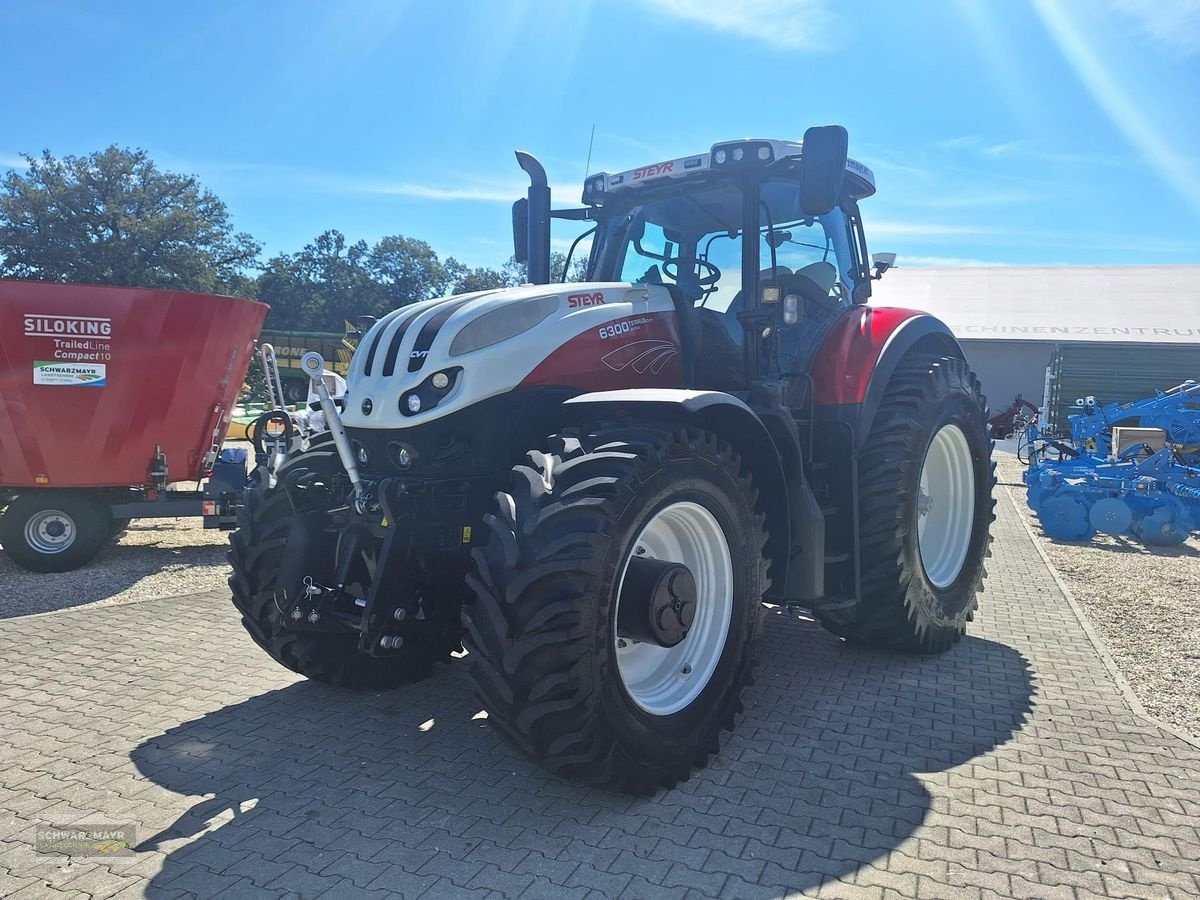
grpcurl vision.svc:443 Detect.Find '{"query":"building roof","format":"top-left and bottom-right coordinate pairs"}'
top-left (868, 265), bottom-right (1199, 343)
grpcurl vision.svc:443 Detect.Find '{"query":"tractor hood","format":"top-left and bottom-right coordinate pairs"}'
top-left (340, 281), bottom-right (679, 430)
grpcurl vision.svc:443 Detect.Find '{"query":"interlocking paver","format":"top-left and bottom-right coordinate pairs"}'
top-left (2, 482), bottom-right (1199, 898)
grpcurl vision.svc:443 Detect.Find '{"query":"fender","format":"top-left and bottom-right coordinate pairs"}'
top-left (810, 306), bottom-right (963, 445)
top-left (563, 389), bottom-right (793, 594)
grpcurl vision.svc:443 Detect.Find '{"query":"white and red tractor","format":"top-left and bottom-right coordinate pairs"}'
top-left (228, 126), bottom-right (995, 793)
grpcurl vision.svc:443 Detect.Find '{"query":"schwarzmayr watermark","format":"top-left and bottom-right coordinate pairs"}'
top-left (33, 823), bottom-right (136, 857)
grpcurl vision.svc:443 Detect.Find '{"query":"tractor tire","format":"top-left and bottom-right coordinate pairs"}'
top-left (0, 491), bottom-right (111, 573)
top-left (815, 355), bottom-right (995, 653)
top-left (228, 450), bottom-right (460, 689)
top-left (463, 424), bottom-right (769, 794)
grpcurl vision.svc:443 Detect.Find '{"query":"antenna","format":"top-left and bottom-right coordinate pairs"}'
top-left (582, 123), bottom-right (596, 181)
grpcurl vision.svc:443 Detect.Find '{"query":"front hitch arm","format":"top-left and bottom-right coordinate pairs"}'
top-left (300, 351), bottom-right (367, 512)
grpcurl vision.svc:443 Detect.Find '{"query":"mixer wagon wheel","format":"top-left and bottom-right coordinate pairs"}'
top-left (814, 354), bottom-right (995, 653)
top-left (228, 450), bottom-right (461, 689)
top-left (463, 424), bottom-right (768, 794)
top-left (0, 491), bottom-right (111, 573)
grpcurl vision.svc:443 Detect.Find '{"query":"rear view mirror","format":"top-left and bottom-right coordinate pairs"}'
top-left (798, 125), bottom-right (848, 216)
top-left (351, 315), bottom-right (377, 339)
top-left (871, 252), bottom-right (896, 279)
top-left (512, 198), bottom-right (529, 265)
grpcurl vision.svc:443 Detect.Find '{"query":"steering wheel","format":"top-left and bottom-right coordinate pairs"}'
top-left (662, 257), bottom-right (721, 289)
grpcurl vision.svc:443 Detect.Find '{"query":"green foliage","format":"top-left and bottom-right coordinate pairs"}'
top-left (257, 240), bottom-right (589, 332)
top-left (0, 147), bottom-right (260, 292)
top-left (0, 145), bottom-right (595, 332)
top-left (372, 235), bottom-right (454, 307)
top-left (550, 249), bottom-right (591, 284)
top-left (256, 230), bottom-right (381, 331)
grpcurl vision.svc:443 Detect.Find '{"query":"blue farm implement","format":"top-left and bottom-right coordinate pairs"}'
top-left (1023, 381), bottom-right (1200, 545)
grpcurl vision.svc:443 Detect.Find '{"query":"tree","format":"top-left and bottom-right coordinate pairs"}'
top-left (257, 230), bottom-right (381, 331)
top-left (549, 249), bottom-right (590, 283)
top-left (254, 234), bottom-right (593, 333)
top-left (0, 146), bottom-right (259, 292)
top-left (443, 252), bottom-right (586, 296)
top-left (369, 235), bottom-right (453, 307)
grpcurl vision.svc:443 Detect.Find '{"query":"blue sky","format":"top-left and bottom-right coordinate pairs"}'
top-left (2, 0), bottom-right (1198, 269)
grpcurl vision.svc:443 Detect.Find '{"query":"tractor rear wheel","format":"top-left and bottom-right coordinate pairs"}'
top-left (0, 491), bottom-right (110, 573)
top-left (815, 355), bottom-right (995, 653)
top-left (228, 450), bottom-right (460, 689)
top-left (463, 424), bottom-right (768, 793)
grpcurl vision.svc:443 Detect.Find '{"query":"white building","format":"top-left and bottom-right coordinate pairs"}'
top-left (869, 265), bottom-right (1199, 423)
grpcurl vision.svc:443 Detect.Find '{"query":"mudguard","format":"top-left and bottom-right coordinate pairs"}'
top-left (810, 306), bottom-right (963, 444)
top-left (562, 390), bottom-right (792, 592)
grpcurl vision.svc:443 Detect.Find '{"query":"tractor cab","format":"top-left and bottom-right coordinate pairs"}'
top-left (523, 130), bottom-right (886, 399)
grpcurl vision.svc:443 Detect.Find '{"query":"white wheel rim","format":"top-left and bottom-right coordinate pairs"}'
top-left (24, 508), bottom-right (77, 555)
top-left (614, 501), bottom-right (733, 716)
top-left (916, 424), bottom-right (976, 588)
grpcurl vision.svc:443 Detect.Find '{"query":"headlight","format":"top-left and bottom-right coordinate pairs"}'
top-left (398, 368), bottom-right (462, 417)
top-left (449, 295), bottom-right (559, 357)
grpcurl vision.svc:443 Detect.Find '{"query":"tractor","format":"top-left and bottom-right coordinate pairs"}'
top-left (228, 126), bottom-right (995, 793)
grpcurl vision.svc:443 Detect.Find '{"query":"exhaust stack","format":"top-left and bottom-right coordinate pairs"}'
top-left (515, 151), bottom-right (551, 285)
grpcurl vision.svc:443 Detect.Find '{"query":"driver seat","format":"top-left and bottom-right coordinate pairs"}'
top-left (693, 267), bottom-right (791, 391)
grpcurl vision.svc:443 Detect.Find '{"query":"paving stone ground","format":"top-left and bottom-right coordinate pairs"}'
top-left (1, 484), bottom-right (1198, 899)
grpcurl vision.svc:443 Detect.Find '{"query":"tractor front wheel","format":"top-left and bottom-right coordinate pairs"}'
top-left (463, 424), bottom-right (769, 793)
top-left (815, 354), bottom-right (995, 653)
top-left (228, 450), bottom-right (460, 689)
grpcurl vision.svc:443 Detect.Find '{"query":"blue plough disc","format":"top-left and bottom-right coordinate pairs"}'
top-left (1038, 495), bottom-right (1094, 541)
top-left (1134, 509), bottom-right (1189, 546)
top-left (1089, 498), bottom-right (1132, 536)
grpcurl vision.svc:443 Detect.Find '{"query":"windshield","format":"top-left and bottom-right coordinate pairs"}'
top-left (593, 178), bottom-right (857, 309)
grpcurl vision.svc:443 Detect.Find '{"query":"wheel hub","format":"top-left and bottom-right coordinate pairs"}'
top-left (617, 556), bottom-right (697, 648)
top-left (613, 501), bottom-right (734, 717)
top-left (25, 509), bottom-right (76, 555)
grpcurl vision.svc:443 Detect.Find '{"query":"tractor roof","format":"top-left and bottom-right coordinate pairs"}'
top-left (583, 138), bottom-right (876, 206)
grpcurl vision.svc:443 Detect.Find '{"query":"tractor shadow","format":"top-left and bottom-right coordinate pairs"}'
top-left (130, 612), bottom-right (1033, 896)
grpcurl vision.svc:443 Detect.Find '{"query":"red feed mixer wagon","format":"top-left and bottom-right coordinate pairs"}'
top-left (0, 280), bottom-right (268, 571)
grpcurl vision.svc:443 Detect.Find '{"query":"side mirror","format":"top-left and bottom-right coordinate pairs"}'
top-left (349, 315), bottom-right (377, 340)
top-left (871, 252), bottom-right (896, 279)
top-left (798, 125), bottom-right (848, 216)
top-left (512, 198), bottom-right (529, 265)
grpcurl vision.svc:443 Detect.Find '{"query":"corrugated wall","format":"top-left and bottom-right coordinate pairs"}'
top-left (959, 341), bottom-right (1054, 415)
top-left (1047, 343), bottom-right (1199, 431)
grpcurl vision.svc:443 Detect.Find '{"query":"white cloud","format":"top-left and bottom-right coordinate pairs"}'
top-left (935, 136), bottom-right (983, 152)
top-left (349, 181), bottom-right (523, 202)
top-left (183, 159), bottom-right (580, 204)
top-left (1109, 0), bottom-right (1200, 54)
top-left (935, 135), bottom-right (1127, 167)
top-left (897, 188), bottom-right (1041, 210)
top-left (0, 153), bottom-right (30, 170)
top-left (358, 179), bottom-right (581, 203)
top-left (899, 256), bottom-right (1012, 267)
top-left (868, 220), bottom-right (993, 238)
top-left (638, 0), bottom-right (837, 51)
top-left (1032, 0), bottom-right (1200, 216)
